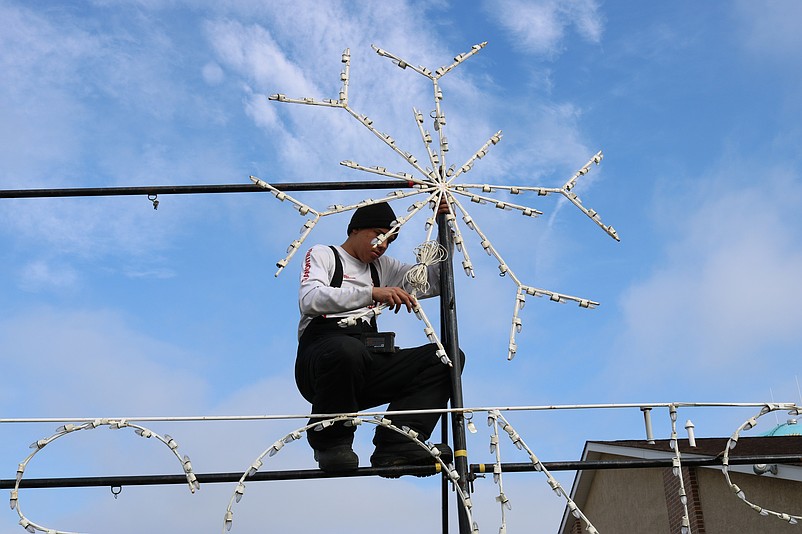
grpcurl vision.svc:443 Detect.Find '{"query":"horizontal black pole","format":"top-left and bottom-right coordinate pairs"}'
top-left (470, 454), bottom-right (802, 476)
top-left (3, 454), bottom-right (798, 490)
top-left (2, 465), bottom-right (440, 489)
top-left (0, 180), bottom-right (412, 199)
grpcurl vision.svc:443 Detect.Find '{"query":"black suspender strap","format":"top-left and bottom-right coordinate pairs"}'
top-left (370, 262), bottom-right (380, 288)
top-left (328, 245), bottom-right (380, 330)
top-left (328, 246), bottom-right (380, 288)
top-left (328, 245), bottom-right (344, 288)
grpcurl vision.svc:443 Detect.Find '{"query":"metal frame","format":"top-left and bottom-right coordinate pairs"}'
top-left (2, 179), bottom-right (473, 532)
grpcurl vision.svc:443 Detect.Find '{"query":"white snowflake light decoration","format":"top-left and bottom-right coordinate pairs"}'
top-left (253, 42), bottom-right (619, 360)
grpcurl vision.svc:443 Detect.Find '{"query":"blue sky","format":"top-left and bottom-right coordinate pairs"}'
top-left (2, 1), bottom-right (802, 532)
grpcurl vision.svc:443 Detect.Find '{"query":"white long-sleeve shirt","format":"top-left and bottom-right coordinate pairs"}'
top-left (298, 244), bottom-right (441, 338)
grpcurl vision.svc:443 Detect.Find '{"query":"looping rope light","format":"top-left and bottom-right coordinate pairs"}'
top-left (222, 414), bottom-right (475, 533)
top-left (6, 403), bottom-right (802, 533)
top-left (721, 403), bottom-right (802, 526)
top-left (10, 419), bottom-right (198, 534)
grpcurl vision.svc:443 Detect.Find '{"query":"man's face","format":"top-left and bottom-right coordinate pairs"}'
top-left (350, 227), bottom-right (395, 263)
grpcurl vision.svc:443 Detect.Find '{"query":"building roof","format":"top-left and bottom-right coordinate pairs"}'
top-left (594, 435), bottom-right (802, 457)
top-left (762, 419), bottom-right (801, 436)
top-left (557, 436), bottom-right (802, 534)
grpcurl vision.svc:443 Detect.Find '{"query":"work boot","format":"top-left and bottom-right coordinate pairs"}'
top-left (313, 445), bottom-right (359, 472)
top-left (370, 442), bottom-right (453, 478)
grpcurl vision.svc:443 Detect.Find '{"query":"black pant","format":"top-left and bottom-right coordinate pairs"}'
top-left (296, 321), bottom-right (462, 450)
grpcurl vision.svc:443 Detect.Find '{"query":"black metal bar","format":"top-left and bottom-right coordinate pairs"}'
top-left (441, 413), bottom-right (450, 534)
top-left (469, 454), bottom-right (802, 476)
top-left (437, 211), bottom-right (470, 534)
top-left (0, 180), bottom-right (411, 199)
top-left (1, 465), bottom-right (441, 490)
top-left (5, 454), bottom-right (798, 491)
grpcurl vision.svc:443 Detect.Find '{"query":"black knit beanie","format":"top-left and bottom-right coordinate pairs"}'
top-left (347, 202), bottom-right (397, 235)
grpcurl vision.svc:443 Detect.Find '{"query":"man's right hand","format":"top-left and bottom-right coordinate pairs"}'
top-left (372, 286), bottom-right (417, 313)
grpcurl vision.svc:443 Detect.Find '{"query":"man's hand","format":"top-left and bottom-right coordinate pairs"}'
top-left (372, 286), bottom-right (417, 313)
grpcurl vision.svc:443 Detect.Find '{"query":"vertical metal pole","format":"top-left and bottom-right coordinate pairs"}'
top-left (441, 413), bottom-right (450, 534)
top-left (437, 211), bottom-right (471, 534)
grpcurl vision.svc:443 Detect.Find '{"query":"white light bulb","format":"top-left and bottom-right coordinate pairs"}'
top-left (569, 502), bottom-right (580, 518)
top-left (248, 459), bottom-right (263, 477)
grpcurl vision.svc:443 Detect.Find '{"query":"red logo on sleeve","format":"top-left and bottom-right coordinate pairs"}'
top-left (302, 249), bottom-right (312, 280)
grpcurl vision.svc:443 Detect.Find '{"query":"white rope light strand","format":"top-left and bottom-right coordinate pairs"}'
top-left (413, 108), bottom-right (441, 177)
top-left (448, 194), bottom-right (522, 284)
top-left (403, 240), bottom-right (448, 295)
top-left (223, 415), bottom-right (475, 533)
top-left (450, 188), bottom-right (543, 218)
top-left (319, 188), bottom-right (435, 218)
top-left (449, 195), bottom-right (598, 359)
top-left (435, 42), bottom-right (488, 79)
top-left (373, 191), bottom-right (442, 247)
top-left (456, 150), bottom-right (617, 241)
top-left (12, 420), bottom-right (198, 534)
top-left (487, 411), bottom-right (512, 534)
top-left (411, 300), bottom-right (453, 366)
top-left (668, 405), bottom-right (693, 534)
top-left (447, 130), bottom-right (503, 184)
top-left (722, 404), bottom-right (802, 526)
top-left (250, 175), bottom-right (434, 276)
top-left (489, 411), bottom-right (599, 534)
top-left (339, 159), bottom-right (432, 187)
top-left (249, 176), bottom-right (322, 276)
top-left (340, 48), bottom-right (350, 104)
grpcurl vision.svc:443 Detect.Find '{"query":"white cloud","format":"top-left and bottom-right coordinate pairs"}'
top-left (0, 5), bottom-right (98, 180)
top-left (735, 0), bottom-right (802, 63)
top-left (483, 0), bottom-right (603, 57)
top-left (200, 2), bottom-right (512, 185)
top-left (608, 163), bottom-right (802, 396)
top-left (204, 20), bottom-right (308, 95)
top-left (733, 0), bottom-right (802, 107)
top-left (0, 308), bottom-right (209, 416)
top-left (201, 61), bottom-right (225, 85)
top-left (0, 3), bottom-right (245, 268)
top-left (18, 260), bottom-right (80, 292)
top-left (242, 84), bottom-right (279, 129)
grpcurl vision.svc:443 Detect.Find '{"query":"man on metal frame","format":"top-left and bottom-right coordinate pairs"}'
top-left (295, 199), bottom-right (462, 473)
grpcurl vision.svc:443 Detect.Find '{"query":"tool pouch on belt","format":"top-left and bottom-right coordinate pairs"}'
top-left (361, 332), bottom-right (396, 353)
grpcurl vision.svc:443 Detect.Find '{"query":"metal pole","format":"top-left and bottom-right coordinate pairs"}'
top-left (0, 180), bottom-right (410, 199)
top-left (5, 454), bottom-right (799, 491)
top-left (437, 211), bottom-right (471, 534)
top-left (469, 454), bottom-right (802, 474)
top-left (0, 465), bottom-right (441, 490)
top-left (441, 413), bottom-right (450, 534)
